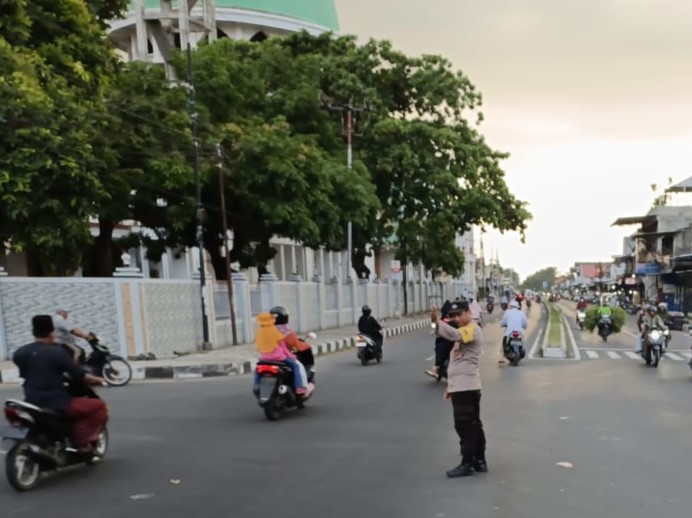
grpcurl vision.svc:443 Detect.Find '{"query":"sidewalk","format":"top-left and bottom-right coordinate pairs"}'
top-left (0, 315), bottom-right (430, 384)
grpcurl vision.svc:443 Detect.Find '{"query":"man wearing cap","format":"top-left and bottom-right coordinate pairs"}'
top-left (54, 307), bottom-right (94, 363)
top-left (500, 301), bottom-right (528, 364)
top-left (13, 316), bottom-right (107, 453)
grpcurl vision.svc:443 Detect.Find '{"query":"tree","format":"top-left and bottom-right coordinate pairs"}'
top-left (0, 0), bottom-right (125, 275)
top-left (521, 267), bottom-right (557, 291)
top-left (83, 61), bottom-right (196, 276)
top-left (172, 37), bottom-right (380, 278)
top-left (278, 33), bottom-right (531, 278)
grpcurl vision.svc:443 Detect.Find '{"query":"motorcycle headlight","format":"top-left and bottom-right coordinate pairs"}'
top-left (663, 329), bottom-right (670, 336)
top-left (650, 330), bottom-right (662, 341)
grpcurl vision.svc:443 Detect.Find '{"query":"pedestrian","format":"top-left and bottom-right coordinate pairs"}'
top-left (431, 302), bottom-right (487, 478)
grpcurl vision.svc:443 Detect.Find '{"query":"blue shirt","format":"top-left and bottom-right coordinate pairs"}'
top-left (501, 308), bottom-right (528, 337)
top-left (13, 342), bottom-right (85, 412)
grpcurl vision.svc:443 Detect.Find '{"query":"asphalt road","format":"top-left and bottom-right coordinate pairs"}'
top-left (2, 314), bottom-right (692, 518)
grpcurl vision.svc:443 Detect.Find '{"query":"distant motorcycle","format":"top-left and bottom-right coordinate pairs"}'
top-left (253, 334), bottom-right (317, 421)
top-left (64, 336), bottom-right (132, 387)
top-left (526, 299), bottom-right (532, 310)
top-left (355, 334), bottom-right (383, 365)
top-left (486, 301), bottom-right (495, 314)
top-left (597, 315), bottom-right (612, 342)
top-left (503, 331), bottom-right (525, 366)
top-left (642, 325), bottom-right (665, 367)
top-left (576, 309), bottom-right (586, 330)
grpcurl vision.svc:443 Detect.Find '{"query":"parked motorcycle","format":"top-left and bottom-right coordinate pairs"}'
top-left (576, 309), bottom-right (586, 330)
top-left (1, 380), bottom-right (108, 491)
top-left (64, 336), bottom-right (132, 387)
top-left (253, 334), bottom-right (317, 421)
top-left (355, 334), bottom-right (383, 365)
top-left (597, 315), bottom-right (612, 342)
top-left (642, 325), bottom-right (665, 367)
top-left (503, 331), bottom-right (525, 366)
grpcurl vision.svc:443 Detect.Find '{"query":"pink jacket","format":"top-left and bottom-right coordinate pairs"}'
top-left (260, 326), bottom-right (297, 362)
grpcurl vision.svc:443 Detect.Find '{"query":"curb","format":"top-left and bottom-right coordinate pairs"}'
top-left (0, 319), bottom-right (430, 384)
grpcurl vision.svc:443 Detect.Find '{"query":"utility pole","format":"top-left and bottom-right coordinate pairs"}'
top-left (216, 144), bottom-right (238, 346)
top-left (322, 98), bottom-right (370, 282)
top-left (187, 43), bottom-right (210, 347)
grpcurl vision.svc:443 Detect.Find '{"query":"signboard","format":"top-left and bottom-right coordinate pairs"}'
top-left (542, 281), bottom-right (549, 289)
top-left (391, 260), bottom-right (401, 273)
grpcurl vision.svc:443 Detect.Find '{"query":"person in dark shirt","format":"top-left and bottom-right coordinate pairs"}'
top-left (358, 305), bottom-right (383, 353)
top-left (13, 315), bottom-right (107, 453)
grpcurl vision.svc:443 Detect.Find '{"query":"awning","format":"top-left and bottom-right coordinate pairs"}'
top-left (632, 230), bottom-right (682, 238)
top-left (612, 215), bottom-right (656, 226)
top-left (666, 176), bottom-right (692, 193)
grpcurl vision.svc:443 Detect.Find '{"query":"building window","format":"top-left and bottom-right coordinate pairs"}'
top-left (662, 235), bottom-right (673, 256)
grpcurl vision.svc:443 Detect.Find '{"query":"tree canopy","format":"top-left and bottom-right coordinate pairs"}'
top-left (1, 15), bottom-right (530, 279)
top-left (521, 267), bottom-right (557, 291)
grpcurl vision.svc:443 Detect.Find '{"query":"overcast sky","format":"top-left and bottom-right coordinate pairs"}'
top-left (336, 0), bottom-right (692, 279)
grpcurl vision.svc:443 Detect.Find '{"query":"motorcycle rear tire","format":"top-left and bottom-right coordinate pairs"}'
top-left (5, 440), bottom-right (41, 492)
top-left (102, 358), bottom-right (132, 387)
top-left (645, 349), bottom-right (652, 365)
top-left (511, 356), bottom-right (519, 367)
top-left (263, 400), bottom-right (281, 421)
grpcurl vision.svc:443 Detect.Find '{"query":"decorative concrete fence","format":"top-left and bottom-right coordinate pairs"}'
top-left (0, 274), bottom-right (470, 359)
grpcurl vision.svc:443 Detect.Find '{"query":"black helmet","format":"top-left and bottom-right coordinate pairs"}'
top-left (362, 305), bottom-right (372, 316)
top-left (269, 306), bottom-right (289, 325)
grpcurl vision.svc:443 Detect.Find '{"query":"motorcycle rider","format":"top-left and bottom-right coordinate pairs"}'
top-left (255, 308), bottom-right (312, 396)
top-left (468, 297), bottom-right (483, 327)
top-left (426, 302), bottom-right (458, 379)
top-left (54, 307), bottom-right (95, 364)
top-left (13, 315), bottom-right (107, 454)
top-left (638, 305), bottom-right (667, 356)
top-left (576, 298), bottom-right (588, 311)
top-left (597, 299), bottom-right (613, 317)
top-left (500, 301), bottom-right (528, 364)
top-left (358, 305), bottom-right (384, 354)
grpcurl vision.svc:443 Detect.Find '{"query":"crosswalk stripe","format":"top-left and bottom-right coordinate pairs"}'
top-left (585, 350), bottom-right (599, 359)
top-left (624, 352), bottom-right (640, 360)
top-left (681, 352), bottom-right (692, 360)
top-left (665, 352), bottom-right (683, 361)
top-left (607, 351), bottom-right (621, 359)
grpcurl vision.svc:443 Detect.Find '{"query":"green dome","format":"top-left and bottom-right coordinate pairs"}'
top-left (140, 1), bottom-right (339, 32)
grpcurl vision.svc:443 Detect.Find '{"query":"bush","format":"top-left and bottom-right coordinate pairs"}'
top-left (583, 306), bottom-right (626, 333)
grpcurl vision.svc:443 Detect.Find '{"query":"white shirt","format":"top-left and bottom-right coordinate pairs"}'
top-left (53, 314), bottom-right (76, 346)
top-left (501, 308), bottom-right (528, 337)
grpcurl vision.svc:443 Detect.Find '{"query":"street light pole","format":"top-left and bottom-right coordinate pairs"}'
top-left (187, 43), bottom-right (210, 346)
top-left (216, 144), bottom-right (238, 346)
top-left (322, 98), bottom-right (369, 282)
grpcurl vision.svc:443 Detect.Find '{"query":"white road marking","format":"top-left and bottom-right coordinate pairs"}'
top-left (561, 313), bottom-right (581, 360)
top-left (665, 352), bottom-right (683, 361)
top-left (529, 328), bottom-right (544, 359)
top-left (624, 352), bottom-right (640, 360)
top-left (585, 350), bottom-right (599, 359)
top-left (426, 355), bottom-right (435, 361)
top-left (607, 351), bottom-right (621, 359)
top-left (622, 328), bottom-right (638, 338)
top-left (681, 352), bottom-right (692, 360)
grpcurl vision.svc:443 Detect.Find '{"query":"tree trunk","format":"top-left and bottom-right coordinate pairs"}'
top-left (83, 219), bottom-right (115, 277)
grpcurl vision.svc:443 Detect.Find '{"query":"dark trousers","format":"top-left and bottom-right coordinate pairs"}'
top-left (451, 390), bottom-right (486, 463)
top-left (435, 340), bottom-right (454, 368)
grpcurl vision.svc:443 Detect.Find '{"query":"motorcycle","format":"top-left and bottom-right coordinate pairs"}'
top-left (1, 380), bottom-right (108, 491)
top-left (526, 299), bottom-right (532, 310)
top-left (253, 333), bottom-right (317, 421)
top-left (503, 331), bottom-right (525, 366)
top-left (597, 315), bottom-right (612, 342)
top-left (64, 336), bottom-right (132, 387)
top-left (500, 302), bottom-right (508, 311)
top-left (486, 302), bottom-right (495, 314)
top-left (355, 334), bottom-right (383, 365)
top-left (576, 309), bottom-right (586, 330)
top-left (642, 325), bottom-right (665, 367)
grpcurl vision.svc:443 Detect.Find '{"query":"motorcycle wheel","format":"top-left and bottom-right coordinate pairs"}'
top-left (102, 358), bottom-right (132, 387)
top-left (359, 351), bottom-right (368, 366)
top-left (376, 351), bottom-right (382, 363)
top-left (87, 427), bottom-right (109, 466)
top-left (263, 399), bottom-right (281, 421)
top-left (511, 356), bottom-right (519, 367)
top-left (645, 349), bottom-right (652, 365)
top-left (5, 440), bottom-right (41, 492)
top-left (653, 349), bottom-right (661, 368)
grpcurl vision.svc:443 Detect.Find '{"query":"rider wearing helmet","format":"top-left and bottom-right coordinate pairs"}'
top-left (597, 298), bottom-right (613, 317)
top-left (358, 305), bottom-right (383, 353)
top-left (576, 298), bottom-right (588, 311)
top-left (639, 304), bottom-right (667, 357)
